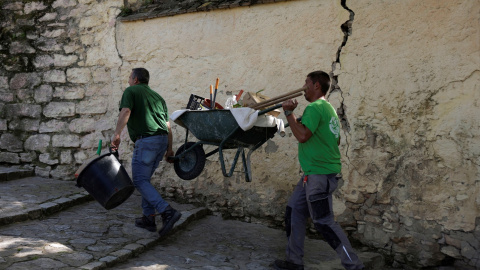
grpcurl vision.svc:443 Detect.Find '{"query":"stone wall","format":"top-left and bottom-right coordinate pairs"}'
top-left (0, 0), bottom-right (124, 178)
top-left (0, 0), bottom-right (478, 268)
top-left (336, 1), bottom-right (479, 268)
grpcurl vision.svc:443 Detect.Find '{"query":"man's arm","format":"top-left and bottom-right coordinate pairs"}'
top-left (165, 121), bottom-right (175, 163)
top-left (111, 108), bottom-right (131, 149)
top-left (283, 99), bottom-right (312, 143)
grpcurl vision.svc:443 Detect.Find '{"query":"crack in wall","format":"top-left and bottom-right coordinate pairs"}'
top-left (329, 0), bottom-right (354, 161)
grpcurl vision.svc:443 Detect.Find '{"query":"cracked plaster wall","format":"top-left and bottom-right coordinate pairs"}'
top-left (1, 0), bottom-right (479, 268)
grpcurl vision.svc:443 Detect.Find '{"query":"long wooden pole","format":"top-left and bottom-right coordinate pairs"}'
top-left (250, 92), bottom-right (303, 110)
top-left (250, 87), bottom-right (306, 110)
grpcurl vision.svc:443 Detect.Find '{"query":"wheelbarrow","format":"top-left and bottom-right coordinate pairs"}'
top-left (170, 104), bottom-right (283, 182)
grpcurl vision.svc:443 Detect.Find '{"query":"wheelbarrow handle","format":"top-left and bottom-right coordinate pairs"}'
top-left (258, 103), bottom-right (282, 116)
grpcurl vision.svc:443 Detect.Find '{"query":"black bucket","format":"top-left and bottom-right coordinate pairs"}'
top-left (76, 149), bottom-right (134, 210)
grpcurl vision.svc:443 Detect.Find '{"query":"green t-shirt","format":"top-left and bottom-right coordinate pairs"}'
top-left (119, 84), bottom-right (169, 142)
top-left (298, 99), bottom-right (341, 175)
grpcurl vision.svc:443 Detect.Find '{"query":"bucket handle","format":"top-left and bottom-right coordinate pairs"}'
top-left (109, 146), bottom-right (119, 158)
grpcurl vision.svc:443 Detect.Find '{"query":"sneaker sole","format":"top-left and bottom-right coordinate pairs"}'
top-left (158, 211), bottom-right (182, 237)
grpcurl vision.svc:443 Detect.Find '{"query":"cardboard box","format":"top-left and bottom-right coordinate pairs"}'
top-left (242, 91), bottom-right (281, 117)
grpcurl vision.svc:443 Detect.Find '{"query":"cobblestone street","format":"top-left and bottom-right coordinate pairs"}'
top-left (0, 167), bottom-right (387, 269)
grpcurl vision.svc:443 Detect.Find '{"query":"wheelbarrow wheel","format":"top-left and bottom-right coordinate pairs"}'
top-left (174, 142), bottom-right (206, 180)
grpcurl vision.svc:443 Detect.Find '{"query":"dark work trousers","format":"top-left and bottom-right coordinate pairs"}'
top-left (285, 174), bottom-right (364, 270)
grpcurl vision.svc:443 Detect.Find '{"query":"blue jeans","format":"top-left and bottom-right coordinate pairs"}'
top-left (132, 135), bottom-right (170, 216)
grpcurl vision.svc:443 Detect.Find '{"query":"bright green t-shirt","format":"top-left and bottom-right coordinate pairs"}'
top-left (119, 84), bottom-right (169, 142)
top-left (298, 99), bottom-right (341, 175)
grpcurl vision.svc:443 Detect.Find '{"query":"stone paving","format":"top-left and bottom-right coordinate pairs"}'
top-left (0, 166), bottom-right (393, 270)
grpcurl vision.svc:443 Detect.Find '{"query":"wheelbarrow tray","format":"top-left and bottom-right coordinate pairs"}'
top-left (174, 110), bottom-right (277, 148)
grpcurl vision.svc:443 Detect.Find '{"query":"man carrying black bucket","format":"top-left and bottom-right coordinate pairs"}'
top-left (273, 71), bottom-right (364, 270)
top-left (111, 67), bottom-right (181, 238)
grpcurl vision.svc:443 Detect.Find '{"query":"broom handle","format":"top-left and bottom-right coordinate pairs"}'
top-left (250, 91), bottom-right (304, 110)
top-left (249, 87), bottom-right (306, 109)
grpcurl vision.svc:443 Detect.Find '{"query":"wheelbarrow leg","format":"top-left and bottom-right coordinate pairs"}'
top-left (241, 149), bottom-right (252, 182)
top-left (218, 145), bottom-right (243, 177)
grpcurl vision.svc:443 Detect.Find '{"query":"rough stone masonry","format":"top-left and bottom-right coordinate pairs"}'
top-left (0, 0), bottom-right (478, 268)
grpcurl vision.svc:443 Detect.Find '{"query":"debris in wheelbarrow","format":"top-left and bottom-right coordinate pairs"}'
top-left (186, 94), bottom-right (206, 110)
top-left (169, 104), bottom-right (284, 182)
top-left (203, 99), bottom-right (224, 109)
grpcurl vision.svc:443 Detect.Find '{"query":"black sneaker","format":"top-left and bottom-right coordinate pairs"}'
top-left (135, 215), bottom-right (156, 232)
top-left (158, 206), bottom-right (182, 237)
top-left (273, 259), bottom-right (304, 270)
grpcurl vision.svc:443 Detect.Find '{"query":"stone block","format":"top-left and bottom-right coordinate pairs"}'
top-left (441, 246), bottom-right (461, 258)
top-left (33, 55), bottom-right (54, 68)
top-left (9, 73), bottom-right (41, 90)
top-left (3, 2), bottom-right (23, 10)
top-left (0, 133), bottom-right (23, 152)
top-left (0, 119), bottom-right (7, 131)
top-left (43, 102), bottom-right (75, 118)
top-left (39, 153), bottom-right (59, 165)
top-left (34, 85), bottom-right (53, 103)
top-left (9, 41), bottom-right (36, 54)
top-left (35, 37), bottom-right (63, 51)
top-left (0, 91), bottom-right (14, 102)
top-left (5, 103), bottom-right (42, 119)
top-left (80, 132), bottom-right (106, 149)
top-left (50, 165), bottom-right (74, 179)
top-left (67, 68), bottom-right (92, 83)
top-left (24, 134), bottom-right (51, 151)
top-left (76, 97), bottom-right (108, 114)
top-left (461, 241), bottom-right (477, 260)
top-left (16, 88), bottom-right (34, 101)
top-left (52, 134), bottom-right (80, 147)
top-left (41, 29), bottom-right (65, 38)
top-left (0, 76), bottom-right (8, 90)
top-left (85, 83), bottom-right (108, 96)
top-left (60, 150), bottom-right (72, 164)
top-left (0, 152), bottom-right (20, 164)
top-left (54, 54), bottom-right (78, 67)
top-left (43, 70), bottom-right (66, 83)
top-left (39, 119), bottom-right (68, 133)
top-left (69, 117), bottom-right (95, 133)
top-left (24, 1), bottom-right (47, 14)
top-left (52, 0), bottom-right (78, 8)
top-left (445, 234), bottom-right (462, 249)
top-left (20, 152), bottom-right (37, 162)
top-left (8, 118), bottom-right (40, 132)
top-left (39, 12), bottom-right (58, 22)
top-left (92, 67), bottom-right (112, 83)
top-left (35, 166), bottom-right (51, 177)
top-left (54, 86), bottom-right (85, 99)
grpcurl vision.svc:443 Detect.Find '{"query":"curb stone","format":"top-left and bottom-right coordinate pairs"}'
top-left (79, 207), bottom-right (210, 270)
top-left (0, 191), bottom-right (93, 226)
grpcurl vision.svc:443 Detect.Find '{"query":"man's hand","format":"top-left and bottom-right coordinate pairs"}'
top-left (164, 149), bottom-right (175, 164)
top-left (111, 108), bottom-right (131, 151)
top-left (111, 134), bottom-right (121, 151)
top-left (282, 99), bottom-right (298, 111)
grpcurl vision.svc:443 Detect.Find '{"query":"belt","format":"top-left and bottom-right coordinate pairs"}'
top-left (136, 133), bottom-right (166, 140)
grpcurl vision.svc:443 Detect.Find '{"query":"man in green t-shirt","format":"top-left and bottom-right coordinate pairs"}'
top-left (273, 71), bottom-right (364, 270)
top-left (111, 68), bottom-right (181, 238)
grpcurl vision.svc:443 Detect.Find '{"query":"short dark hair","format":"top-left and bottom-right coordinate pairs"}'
top-left (307, 71), bottom-right (330, 95)
top-left (131, 68), bottom-right (150, 84)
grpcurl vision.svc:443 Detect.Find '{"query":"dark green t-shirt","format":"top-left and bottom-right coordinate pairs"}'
top-left (298, 99), bottom-right (341, 175)
top-left (119, 84), bottom-right (169, 142)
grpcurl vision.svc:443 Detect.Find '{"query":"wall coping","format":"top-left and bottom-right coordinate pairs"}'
top-left (118, 0), bottom-right (292, 22)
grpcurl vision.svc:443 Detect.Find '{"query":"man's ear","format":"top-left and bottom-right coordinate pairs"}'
top-left (314, 81), bottom-right (321, 91)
